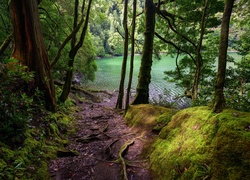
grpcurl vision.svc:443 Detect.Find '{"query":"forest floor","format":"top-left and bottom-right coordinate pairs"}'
top-left (49, 90), bottom-right (156, 180)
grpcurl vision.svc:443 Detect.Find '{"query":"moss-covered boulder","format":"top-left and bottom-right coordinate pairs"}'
top-left (125, 104), bottom-right (177, 131)
top-left (150, 106), bottom-right (250, 180)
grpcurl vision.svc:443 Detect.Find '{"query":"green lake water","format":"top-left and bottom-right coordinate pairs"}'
top-left (83, 55), bottom-right (187, 106)
top-left (83, 52), bottom-right (241, 106)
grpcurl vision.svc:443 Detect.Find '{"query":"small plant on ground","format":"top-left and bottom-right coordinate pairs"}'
top-left (0, 59), bottom-right (76, 179)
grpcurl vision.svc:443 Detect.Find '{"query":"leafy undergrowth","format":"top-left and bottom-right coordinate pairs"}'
top-left (0, 107), bottom-right (76, 180)
top-left (0, 103), bottom-right (76, 179)
top-left (150, 106), bottom-right (250, 180)
top-left (0, 60), bottom-right (76, 179)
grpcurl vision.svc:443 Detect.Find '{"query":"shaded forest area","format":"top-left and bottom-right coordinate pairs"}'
top-left (0, 0), bottom-right (250, 179)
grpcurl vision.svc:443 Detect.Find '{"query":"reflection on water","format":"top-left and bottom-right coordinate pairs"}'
top-left (83, 55), bottom-right (190, 108)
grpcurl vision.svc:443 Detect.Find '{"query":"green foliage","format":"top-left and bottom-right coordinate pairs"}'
top-left (0, 59), bottom-right (76, 179)
top-left (0, 60), bottom-right (34, 146)
top-left (74, 32), bottom-right (97, 82)
top-left (0, 109), bottom-right (75, 179)
top-left (0, 106), bottom-right (75, 179)
top-left (39, 0), bottom-right (97, 83)
top-left (223, 56), bottom-right (250, 112)
top-left (0, 0), bottom-right (12, 59)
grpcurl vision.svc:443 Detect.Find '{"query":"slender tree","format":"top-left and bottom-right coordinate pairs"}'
top-left (116, 0), bottom-right (129, 109)
top-left (155, 0), bottom-right (222, 100)
top-left (9, 0), bottom-right (56, 112)
top-left (213, 0), bottom-right (235, 113)
top-left (125, 0), bottom-right (137, 111)
top-left (59, 0), bottom-right (92, 102)
top-left (191, 0), bottom-right (209, 100)
top-left (132, 0), bottom-right (155, 104)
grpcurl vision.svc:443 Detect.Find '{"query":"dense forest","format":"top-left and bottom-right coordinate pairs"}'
top-left (0, 0), bottom-right (250, 179)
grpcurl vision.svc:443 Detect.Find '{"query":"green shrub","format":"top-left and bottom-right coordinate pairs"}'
top-left (0, 59), bottom-right (34, 146)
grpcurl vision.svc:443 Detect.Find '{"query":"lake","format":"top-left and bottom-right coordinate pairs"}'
top-left (83, 52), bottom-right (241, 107)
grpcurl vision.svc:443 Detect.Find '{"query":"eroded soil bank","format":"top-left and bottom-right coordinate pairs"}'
top-left (49, 91), bottom-right (155, 180)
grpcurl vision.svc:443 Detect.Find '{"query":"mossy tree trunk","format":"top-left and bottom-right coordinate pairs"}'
top-left (125, 0), bottom-right (137, 112)
top-left (10, 0), bottom-right (56, 112)
top-left (213, 0), bottom-right (235, 113)
top-left (59, 0), bottom-right (92, 103)
top-left (131, 0), bottom-right (155, 105)
top-left (116, 0), bottom-right (129, 109)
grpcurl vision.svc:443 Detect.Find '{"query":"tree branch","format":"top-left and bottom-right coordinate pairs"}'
top-left (51, 17), bottom-right (84, 67)
top-left (71, 0), bottom-right (92, 57)
top-left (157, 8), bottom-right (197, 49)
top-left (0, 32), bottom-right (12, 56)
top-left (154, 32), bottom-right (196, 64)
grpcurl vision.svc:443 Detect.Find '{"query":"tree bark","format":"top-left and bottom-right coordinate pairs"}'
top-left (132, 0), bottom-right (155, 105)
top-left (192, 0), bottom-right (209, 100)
top-left (213, 0), bottom-right (235, 113)
top-left (116, 0), bottom-right (129, 109)
top-left (125, 0), bottom-right (137, 112)
top-left (10, 0), bottom-right (56, 112)
top-left (59, 0), bottom-right (92, 103)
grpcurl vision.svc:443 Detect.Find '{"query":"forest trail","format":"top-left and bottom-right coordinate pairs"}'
top-left (49, 91), bottom-right (155, 180)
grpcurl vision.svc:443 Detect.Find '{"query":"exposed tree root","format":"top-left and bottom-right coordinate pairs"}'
top-left (75, 133), bottom-right (101, 143)
top-left (104, 139), bottom-right (119, 160)
top-left (117, 139), bottom-right (135, 180)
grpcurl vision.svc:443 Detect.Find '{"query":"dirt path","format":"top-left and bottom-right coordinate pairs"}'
top-left (49, 92), bottom-right (154, 180)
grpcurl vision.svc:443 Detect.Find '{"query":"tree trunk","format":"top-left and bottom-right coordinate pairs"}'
top-left (125, 0), bottom-right (137, 112)
top-left (59, 0), bottom-right (92, 103)
top-left (192, 0), bottom-right (209, 100)
top-left (116, 0), bottom-right (129, 109)
top-left (132, 0), bottom-right (155, 105)
top-left (10, 0), bottom-right (56, 112)
top-left (213, 0), bottom-right (235, 113)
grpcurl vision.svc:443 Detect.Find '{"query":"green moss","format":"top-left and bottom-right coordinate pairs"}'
top-left (150, 107), bottom-right (250, 179)
top-left (36, 161), bottom-right (50, 179)
top-left (0, 108), bottom-right (76, 179)
top-left (0, 159), bottom-right (7, 172)
top-left (125, 104), bottom-right (177, 130)
top-left (0, 146), bottom-right (15, 162)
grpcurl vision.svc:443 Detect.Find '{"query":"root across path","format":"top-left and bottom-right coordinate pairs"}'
top-left (49, 91), bottom-right (155, 180)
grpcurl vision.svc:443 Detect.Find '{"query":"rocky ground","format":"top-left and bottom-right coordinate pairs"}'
top-left (49, 91), bottom-right (156, 180)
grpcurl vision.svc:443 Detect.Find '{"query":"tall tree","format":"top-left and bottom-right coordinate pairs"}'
top-left (116, 0), bottom-right (129, 109)
top-left (9, 0), bottom-right (56, 112)
top-left (125, 0), bottom-right (137, 111)
top-left (132, 0), bottom-right (156, 104)
top-left (59, 0), bottom-right (92, 102)
top-left (213, 0), bottom-right (235, 113)
top-left (191, 0), bottom-right (209, 100)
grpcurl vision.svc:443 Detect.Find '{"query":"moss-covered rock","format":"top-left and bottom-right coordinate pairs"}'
top-left (150, 106), bottom-right (250, 179)
top-left (125, 104), bottom-right (177, 130)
